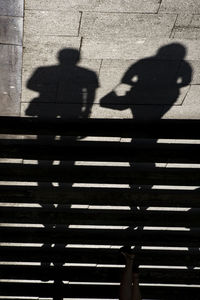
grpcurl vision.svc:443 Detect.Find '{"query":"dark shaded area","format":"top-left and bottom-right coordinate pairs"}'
top-left (26, 48), bottom-right (98, 119)
top-left (24, 48), bottom-right (99, 286)
top-left (101, 43), bottom-right (192, 119)
top-left (0, 118), bottom-right (200, 300)
top-left (0, 44), bottom-right (199, 300)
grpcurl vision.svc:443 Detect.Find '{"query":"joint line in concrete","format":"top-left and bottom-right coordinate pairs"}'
top-left (169, 14), bottom-right (179, 38)
top-left (78, 11), bottom-right (83, 37)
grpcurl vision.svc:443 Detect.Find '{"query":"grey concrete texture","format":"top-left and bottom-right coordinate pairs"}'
top-left (172, 28), bottom-right (200, 40)
top-left (81, 38), bottom-right (200, 60)
top-left (2, 0), bottom-right (200, 119)
top-left (23, 36), bottom-right (81, 65)
top-left (0, 45), bottom-right (22, 116)
top-left (24, 10), bottom-right (81, 37)
top-left (0, 16), bottom-right (23, 45)
top-left (22, 36), bottom-right (200, 119)
top-left (80, 13), bottom-right (177, 38)
top-left (159, 0), bottom-right (200, 13)
top-left (0, 0), bottom-right (23, 116)
top-left (174, 14), bottom-right (194, 27)
top-left (172, 14), bottom-right (200, 39)
top-left (0, 0), bottom-right (24, 16)
top-left (25, 0), bottom-right (161, 13)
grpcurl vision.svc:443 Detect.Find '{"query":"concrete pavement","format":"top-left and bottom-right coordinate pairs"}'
top-left (1, 0), bottom-right (200, 119)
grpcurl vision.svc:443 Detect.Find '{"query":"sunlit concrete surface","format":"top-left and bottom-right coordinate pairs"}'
top-left (0, 0), bottom-right (23, 115)
top-left (1, 1), bottom-right (200, 119)
top-left (19, 0), bottom-right (200, 120)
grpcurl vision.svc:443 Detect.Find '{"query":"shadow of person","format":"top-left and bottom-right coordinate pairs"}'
top-left (121, 43), bottom-right (192, 120)
top-left (100, 43), bottom-right (192, 248)
top-left (25, 48), bottom-right (99, 298)
top-left (26, 48), bottom-right (98, 119)
top-left (101, 43), bottom-right (192, 119)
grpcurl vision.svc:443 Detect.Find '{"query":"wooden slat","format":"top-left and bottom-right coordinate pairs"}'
top-left (1, 207), bottom-right (200, 227)
top-left (1, 164), bottom-right (200, 185)
top-left (0, 227), bottom-right (199, 247)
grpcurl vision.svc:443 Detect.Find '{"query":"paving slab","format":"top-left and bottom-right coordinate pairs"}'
top-left (159, 0), bottom-right (200, 13)
top-left (0, 16), bottom-right (23, 45)
top-left (80, 13), bottom-right (176, 38)
top-left (162, 105), bottom-right (200, 119)
top-left (24, 10), bottom-right (81, 37)
top-left (81, 38), bottom-right (200, 60)
top-left (183, 61), bottom-right (200, 84)
top-left (0, 0), bottom-right (24, 16)
top-left (172, 28), bottom-right (200, 40)
top-left (25, 0), bottom-right (160, 13)
top-left (23, 36), bottom-right (81, 63)
top-left (0, 45), bottom-right (22, 116)
top-left (20, 0), bottom-right (200, 122)
top-left (181, 85), bottom-right (200, 105)
top-left (174, 14), bottom-right (193, 27)
top-left (190, 14), bottom-right (200, 27)
top-left (173, 15), bottom-right (200, 39)
top-left (96, 59), bottom-right (136, 102)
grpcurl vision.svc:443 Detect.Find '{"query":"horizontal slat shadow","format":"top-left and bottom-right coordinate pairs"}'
top-left (0, 117), bottom-right (200, 139)
top-left (1, 207), bottom-right (200, 227)
top-left (1, 247), bottom-right (199, 266)
top-left (0, 186), bottom-right (200, 207)
top-left (1, 117), bottom-right (200, 299)
top-left (1, 265), bottom-right (200, 284)
top-left (1, 164), bottom-right (200, 185)
top-left (1, 140), bottom-right (200, 163)
top-left (0, 227), bottom-right (199, 246)
top-left (0, 282), bottom-right (199, 299)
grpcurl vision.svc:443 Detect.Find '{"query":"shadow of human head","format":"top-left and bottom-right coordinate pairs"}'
top-left (156, 43), bottom-right (186, 60)
top-left (57, 48), bottom-right (80, 66)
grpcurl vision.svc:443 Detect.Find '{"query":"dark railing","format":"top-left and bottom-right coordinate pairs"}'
top-left (0, 117), bottom-right (200, 300)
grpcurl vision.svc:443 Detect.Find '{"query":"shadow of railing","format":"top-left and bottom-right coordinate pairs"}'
top-left (0, 117), bottom-right (200, 300)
